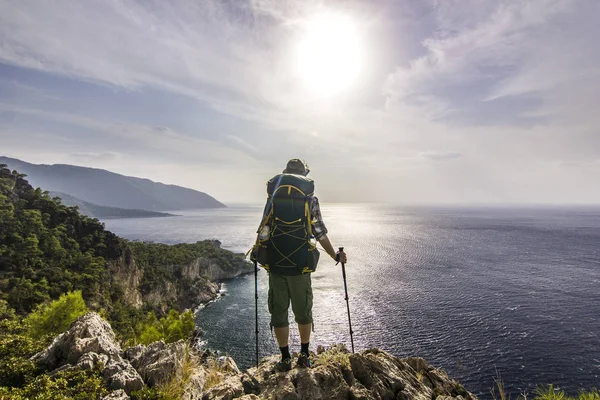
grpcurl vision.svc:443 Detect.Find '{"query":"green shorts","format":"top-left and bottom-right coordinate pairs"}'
top-left (268, 272), bottom-right (313, 328)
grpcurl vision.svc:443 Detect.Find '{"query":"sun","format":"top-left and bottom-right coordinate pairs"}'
top-left (295, 12), bottom-right (362, 96)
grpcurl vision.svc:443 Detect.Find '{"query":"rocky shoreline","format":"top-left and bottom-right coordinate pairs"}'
top-left (109, 240), bottom-right (254, 315)
top-left (32, 312), bottom-right (478, 400)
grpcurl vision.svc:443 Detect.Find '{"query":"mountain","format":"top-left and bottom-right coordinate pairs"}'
top-left (0, 156), bottom-right (226, 211)
top-left (49, 191), bottom-right (176, 219)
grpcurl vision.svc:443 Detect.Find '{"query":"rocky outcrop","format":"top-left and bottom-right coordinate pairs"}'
top-left (142, 241), bottom-right (251, 313)
top-left (33, 312), bottom-right (144, 394)
top-left (143, 276), bottom-right (220, 314)
top-left (198, 345), bottom-right (477, 400)
top-left (182, 254), bottom-right (253, 282)
top-left (108, 247), bottom-right (143, 309)
top-left (34, 313), bottom-right (476, 400)
top-left (125, 340), bottom-right (189, 387)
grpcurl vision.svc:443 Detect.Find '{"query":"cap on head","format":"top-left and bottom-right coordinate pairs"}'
top-left (283, 159), bottom-right (310, 176)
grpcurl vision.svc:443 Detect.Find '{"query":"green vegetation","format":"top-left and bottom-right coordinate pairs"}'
top-left (129, 240), bottom-right (245, 298)
top-left (532, 386), bottom-right (600, 400)
top-left (0, 164), bottom-right (231, 341)
top-left (0, 164), bottom-right (125, 315)
top-left (0, 366), bottom-right (109, 400)
top-left (0, 165), bottom-right (248, 398)
top-left (136, 309), bottom-right (195, 346)
top-left (491, 374), bottom-right (599, 400)
top-left (23, 290), bottom-right (87, 340)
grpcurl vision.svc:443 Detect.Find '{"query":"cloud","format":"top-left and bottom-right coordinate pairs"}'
top-left (69, 152), bottom-right (120, 163)
top-left (0, 0), bottom-right (599, 203)
top-left (384, 0), bottom-right (599, 127)
top-left (0, 103), bottom-right (259, 167)
top-left (419, 151), bottom-right (463, 161)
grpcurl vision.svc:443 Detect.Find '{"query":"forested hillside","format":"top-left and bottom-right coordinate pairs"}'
top-left (0, 164), bottom-right (249, 336)
top-left (0, 164), bottom-right (252, 398)
top-left (0, 164), bottom-right (125, 314)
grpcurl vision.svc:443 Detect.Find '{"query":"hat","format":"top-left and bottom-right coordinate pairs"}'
top-left (283, 159), bottom-right (310, 176)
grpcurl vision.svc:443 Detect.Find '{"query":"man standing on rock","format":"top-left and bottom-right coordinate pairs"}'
top-left (252, 159), bottom-right (347, 371)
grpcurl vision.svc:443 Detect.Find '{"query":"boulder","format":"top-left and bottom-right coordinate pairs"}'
top-left (32, 313), bottom-right (144, 395)
top-left (103, 360), bottom-right (145, 393)
top-left (202, 375), bottom-right (244, 400)
top-left (33, 312), bottom-right (122, 370)
top-left (102, 389), bottom-right (130, 400)
top-left (125, 340), bottom-right (188, 387)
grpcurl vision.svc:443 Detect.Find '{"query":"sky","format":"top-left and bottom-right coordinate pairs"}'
top-left (0, 0), bottom-right (599, 204)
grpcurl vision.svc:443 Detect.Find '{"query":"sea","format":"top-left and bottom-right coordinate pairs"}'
top-left (103, 204), bottom-right (600, 399)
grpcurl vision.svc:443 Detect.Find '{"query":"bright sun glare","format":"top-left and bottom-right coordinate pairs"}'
top-left (296, 13), bottom-right (362, 96)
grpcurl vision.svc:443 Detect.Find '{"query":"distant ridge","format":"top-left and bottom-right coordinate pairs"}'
top-left (49, 191), bottom-right (176, 219)
top-left (0, 157), bottom-right (226, 211)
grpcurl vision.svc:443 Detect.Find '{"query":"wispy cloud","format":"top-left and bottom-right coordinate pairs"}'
top-left (420, 151), bottom-right (463, 161)
top-left (0, 0), bottom-right (599, 203)
top-left (69, 152), bottom-right (120, 163)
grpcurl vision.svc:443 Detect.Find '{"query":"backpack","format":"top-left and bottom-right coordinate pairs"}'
top-left (254, 173), bottom-right (320, 275)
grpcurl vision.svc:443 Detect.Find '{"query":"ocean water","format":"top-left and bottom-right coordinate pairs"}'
top-left (103, 204), bottom-right (600, 398)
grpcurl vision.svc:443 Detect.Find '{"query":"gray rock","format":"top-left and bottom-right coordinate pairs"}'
top-left (182, 256), bottom-right (253, 282)
top-left (33, 313), bottom-right (145, 395)
top-left (33, 312), bottom-right (122, 370)
top-left (405, 357), bottom-right (428, 373)
top-left (235, 346), bottom-right (478, 400)
top-left (126, 340), bottom-right (188, 387)
top-left (201, 375), bottom-right (244, 400)
top-left (102, 389), bottom-right (130, 400)
top-left (77, 352), bottom-right (110, 371)
top-left (107, 248), bottom-right (143, 309)
top-left (182, 368), bottom-right (207, 400)
top-left (103, 360), bottom-right (145, 394)
top-left (215, 356), bottom-right (240, 375)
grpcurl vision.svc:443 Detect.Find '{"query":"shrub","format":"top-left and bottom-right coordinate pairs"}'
top-left (136, 309), bottom-right (195, 345)
top-left (23, 291), bottom-right (87, 340)
top-left (0, 367), bottom-right (109, 400)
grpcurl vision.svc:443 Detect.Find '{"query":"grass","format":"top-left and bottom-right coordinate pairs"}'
top-left (202, 355), bottom-right (238, 391)
top-left (490, 372), bottom-right (599, 400)
top-left (312, 345), bottom-right (351, 369)
top-left (155, 345), bottom-right (199, 400)
top-left (534, 385), bottom-right (599, 400)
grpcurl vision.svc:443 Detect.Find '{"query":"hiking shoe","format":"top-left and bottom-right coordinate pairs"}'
top-left (276, 358), bottom-right (292, 372)
top-left (296, 352), bottom-right (311, 368)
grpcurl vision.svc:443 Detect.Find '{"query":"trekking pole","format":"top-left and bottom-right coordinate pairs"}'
top-left (338, 247), bottom-right (355, 353)
top-left (253, 260), bottom-right (259, 368)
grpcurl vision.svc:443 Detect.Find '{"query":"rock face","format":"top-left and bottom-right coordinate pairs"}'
top-left (142, 241), bottom-right (252, 313)
top-left (33, 312), bottom-right (144, 395)
top-left (199, 345), bottom-right (477, 400)
top-left (125, 340), bottom-right (189, 387)
top-left (108, 247), bottom-right (143, 309)
top-left (142, 276), bottom-right (220, 314)
top-left (182, 254), bottom-right (253, 282)
top-left (34, 313), bottom-right (477, 400)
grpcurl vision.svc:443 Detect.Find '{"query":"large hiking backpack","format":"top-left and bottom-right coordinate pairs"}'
top-left (256, 173), bottom-right (320, 275)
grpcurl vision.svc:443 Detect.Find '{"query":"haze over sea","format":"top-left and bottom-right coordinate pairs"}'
top-left (104, 204), bottom-right (600, 399)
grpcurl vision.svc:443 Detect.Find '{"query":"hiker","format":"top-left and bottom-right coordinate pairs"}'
top-left (253, 159), bottom-right (347, 371)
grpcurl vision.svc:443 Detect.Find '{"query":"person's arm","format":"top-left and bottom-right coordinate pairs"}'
top-left (311, 197), bottom-right (347, 264)
top-left (317, 234), bottom-right (347, 263)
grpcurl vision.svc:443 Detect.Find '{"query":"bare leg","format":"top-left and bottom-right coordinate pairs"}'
top-left (298, 323), bottom-right (312, 344)
top-left (274, 326), bottom-right (289, 348)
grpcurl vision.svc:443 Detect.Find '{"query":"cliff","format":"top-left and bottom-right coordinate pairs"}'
top-left (31, 313), bottom-right (477, 400)
top-left (130, 240), bottom-right (253, 314)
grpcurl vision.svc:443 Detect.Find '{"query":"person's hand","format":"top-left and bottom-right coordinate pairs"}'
top-left (335, 250), bottom-right (347, 264)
